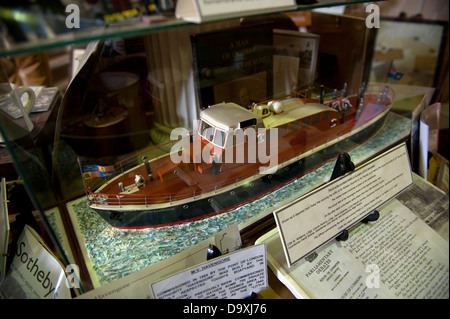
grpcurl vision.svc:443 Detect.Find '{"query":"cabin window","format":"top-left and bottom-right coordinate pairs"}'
top-left (301, 118), bottom-right (309, 127)
top-left (214, 129), bottom-right (226, 147)
top-left (312, 113), bottom-right (320, 124)
top-left (206, 127), bottom-right (214, 141)
top-left (290, 121), bottom-right (299, 131)
top-left (322, 112), bottom-right (329, 120)
top-left (199, 120), bottom-right (214, 141)
top-left (200, 120), bottom-right (211, 136)
top-left (278, 125), bottom-right (288, 136)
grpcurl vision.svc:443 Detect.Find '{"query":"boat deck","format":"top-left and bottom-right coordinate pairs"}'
top-left (88, 90), bottom-right (391, 207)
top-left (91, 117), bottom-right (357, 204)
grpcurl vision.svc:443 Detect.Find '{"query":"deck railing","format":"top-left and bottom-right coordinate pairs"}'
top-left (86, 163), bottom-right (264, 208)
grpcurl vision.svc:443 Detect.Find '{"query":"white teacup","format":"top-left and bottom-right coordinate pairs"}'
top-left (0, 84), bottom-right (36, 114)
top-left (0, 84), bottom-right (36, 142)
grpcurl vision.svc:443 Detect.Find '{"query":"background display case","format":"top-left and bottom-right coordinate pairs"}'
top-left (0, 0), bottom-right (448, 298)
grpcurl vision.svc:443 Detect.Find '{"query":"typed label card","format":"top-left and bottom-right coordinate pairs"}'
top-left (151, 244), bottom-right (267, 299)
top-left (274, 144), bottom-right (413, 267)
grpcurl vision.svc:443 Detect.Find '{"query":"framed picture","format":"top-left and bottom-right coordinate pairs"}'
top-left (370, 18), bottom-right (448, 91)
top-left (191, 23), bottom-right (274, 109)
top-left (310, 12), bottom-right (376, 90)
top-left (273, 29), bottom-right (319, 95)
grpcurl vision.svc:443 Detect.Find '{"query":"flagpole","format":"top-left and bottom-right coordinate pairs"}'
top-left (385, 60), bottom-right (393, 84)
top-left (77, 157), bottom-right (90, 205)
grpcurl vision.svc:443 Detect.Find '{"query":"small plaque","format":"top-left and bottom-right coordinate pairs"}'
top-left (176, 0), bottom-right (296, 23)
top-left (2, 225), bottom-right (71, 298)
top-left (150, 244), bottom-right (267, 299)
top-left (274, 143), bottom-right (413, 267)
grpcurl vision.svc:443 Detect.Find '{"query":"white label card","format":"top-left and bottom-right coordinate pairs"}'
top-left (151, 244), bottom-right (267, 299)
top-left (274, 143), bottom-right (413, 267)
top-left (2, 225), bottom-right (71, 299)
top-left (176, 0), bottom-right (296, 23)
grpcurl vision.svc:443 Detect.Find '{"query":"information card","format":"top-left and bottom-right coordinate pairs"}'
top-left (0, 225), bottom-right (71, 299)
top-left (176, 0), bottom-right (296, 23)
top-left (151, 244), bottom-right (267, 299)
top-left (274, 143), bottom-right (413, 267)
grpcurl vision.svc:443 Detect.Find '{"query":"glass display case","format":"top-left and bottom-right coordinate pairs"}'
top-left (0, 1), bottom-right (445, 297)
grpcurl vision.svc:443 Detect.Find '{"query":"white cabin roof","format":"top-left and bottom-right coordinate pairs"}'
top-left (201, 103), bottom-right (263, 131)
top-left (200, 99), bottom-right (337, 132)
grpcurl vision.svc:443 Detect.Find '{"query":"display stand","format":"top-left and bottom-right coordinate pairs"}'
top-left (329, 153), bottom-right (355, 182)
top-left (206, 243), bottom-right (222, 260)
top-left (329, 153), bottom-right (355, 242)
top-left (329, 153), bottom-right (380, 242)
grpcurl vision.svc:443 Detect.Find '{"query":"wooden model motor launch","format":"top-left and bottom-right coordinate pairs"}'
top-left (84, 84), bottom-right (395, 229)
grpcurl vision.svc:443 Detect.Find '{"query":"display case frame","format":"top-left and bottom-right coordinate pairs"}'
top-left (0, 1), bottom-right (423, 296)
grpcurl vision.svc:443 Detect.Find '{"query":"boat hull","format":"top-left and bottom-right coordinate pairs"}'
top-left (92, 110), bottom-right (388, 228)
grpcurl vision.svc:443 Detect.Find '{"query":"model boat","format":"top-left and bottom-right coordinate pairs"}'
top-left (84, 84), bottom-right (394, 229)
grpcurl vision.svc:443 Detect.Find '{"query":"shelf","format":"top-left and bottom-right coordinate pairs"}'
top-left (0, 0), bottom-right (374, 57)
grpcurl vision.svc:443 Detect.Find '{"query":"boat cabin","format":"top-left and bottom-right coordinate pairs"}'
top-left (193, 99), bottom-right (343, 175)
top-left (198, 103), bottom-right (264, 149)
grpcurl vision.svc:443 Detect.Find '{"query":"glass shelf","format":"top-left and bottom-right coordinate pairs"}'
top-left (0, 0), bottom-right (374, 58)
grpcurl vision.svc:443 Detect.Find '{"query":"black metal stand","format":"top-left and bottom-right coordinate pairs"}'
top-left (329, 153), bottom-right (379, 242)
top-left (329, 153), bottom-right (355, 182)
top-left (335, 230), bottom-right (349, 242)
top-left (206, 243), bottom-right (222, 260)
top-left (362, 210), bottom-right (380, 223)
top-left (244, 292), bottom-right (259, 299)
top-left (331, 153), bottom-right (354, 242)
